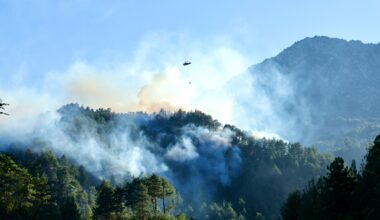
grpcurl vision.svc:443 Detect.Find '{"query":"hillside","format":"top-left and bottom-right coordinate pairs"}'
top-left (231, 36), bottom-right (380, 162)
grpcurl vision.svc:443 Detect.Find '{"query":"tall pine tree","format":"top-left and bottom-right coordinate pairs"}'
top-left (134, 183), bottom-right (151, 220)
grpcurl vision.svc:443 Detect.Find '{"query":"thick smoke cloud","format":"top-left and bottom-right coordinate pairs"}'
top-left (165, 137), bottom-right (199, 162)
top-left (0, 111), bottom-right (167, 180)
top-left (159, 124), bottom-right (243, 204)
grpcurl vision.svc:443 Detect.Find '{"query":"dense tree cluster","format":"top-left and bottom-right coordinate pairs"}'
top-left (93, 174), bottom-right (181, 220)
top-left (0, 150), bottom-right (183, 220)
top-left (0, 153), bottom-right (55, 219)
top-left (221, 126), bottom-right (332, 219)
top-left (281, 134), bottom-right (380, 220)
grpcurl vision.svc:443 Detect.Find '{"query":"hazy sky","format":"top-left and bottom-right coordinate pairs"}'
top-left (1, 0), bottom-right (380, 126)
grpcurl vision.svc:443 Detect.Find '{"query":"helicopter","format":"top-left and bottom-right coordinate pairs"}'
top-left (0, 99), bottom-right (9, 116)
top-left (182, 60), bottom-right (192, 83)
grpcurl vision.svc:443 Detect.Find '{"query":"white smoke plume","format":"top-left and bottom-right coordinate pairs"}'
top-left (0, 32), bottom-right (251, 126)
top-left (165, 137), bottom-right (199, 162)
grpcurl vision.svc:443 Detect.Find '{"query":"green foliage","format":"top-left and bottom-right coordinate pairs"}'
top-left (0, 150), bottom-right (182, 220)
top-left (148, 174), bottom-right (162, 216)
top-left (323, 157), bottom-right (356, 219)
top-left (94, 180), bottom-right (117, 218)
top-left (0, 153), bottom-right (61, 219)
top-left (134, 182), bottom-right (151, 220)
top-left (0, 153), bottom-right (36, 218)
top-left (280, 135), bottom-right (380, 220)
top-left (61, 197), bottom-right (81, 220)
top-left (280, 191), bottom-right (301, 220)
top-left (85, 173), bottom-right (180, 220)
top-left (351, 134), bottom-right (380, 219)
top-left (223, 129), bottom-right (332, 219)
top-left (0, 149), bottom-right (100, 219)
top-left (198, 201), bottom-right (245, 220)
top-left (160, 178), bottom-right (176, 215)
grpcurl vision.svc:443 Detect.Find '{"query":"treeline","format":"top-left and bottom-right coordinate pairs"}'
top-left (0, 150), bottom-right (185, 220)
top-left (281, 134), bottom-right (380, 220)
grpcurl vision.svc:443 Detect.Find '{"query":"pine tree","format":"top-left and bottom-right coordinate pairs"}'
top-left (0, 154), bottom-right (35, 219)
top-left (349, 160), bottom-right (357, 177)
top-left (30, 175), bottom-right (55, 220)
top-left (148, 174), bottom-right (162, 216)
top-left (134, 183), bottom-right (151, 220)
top-left (94, 180), bottom-right (116, 219)
top-left (322, 157), bottom-right (356, 219)
top-left (160, 178), bottom-right (175, 215)
top-left (281, 190), bottom-right (301, 220)
top-left (61, 197), bottom-right (81, 220)
top-left (353, 135), bottom-right (380, 219)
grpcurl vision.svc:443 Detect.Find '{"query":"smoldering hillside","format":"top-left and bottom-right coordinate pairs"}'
top-left (0, 103), bottom-right (332, 219)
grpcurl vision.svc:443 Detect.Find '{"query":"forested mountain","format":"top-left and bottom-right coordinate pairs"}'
top-left (0, 104), bottom-right (333, 219)
top-left (231, 36), bottom-right (380, 163)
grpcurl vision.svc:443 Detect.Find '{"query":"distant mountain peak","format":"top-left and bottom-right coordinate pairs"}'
top-left (241, 35), bottom-right (380, 151)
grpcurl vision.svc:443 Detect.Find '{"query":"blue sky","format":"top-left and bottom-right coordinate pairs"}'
top-left (1, 0), bottom-right (380, 129)
top-left (1, 0), bottom-right (380, 82)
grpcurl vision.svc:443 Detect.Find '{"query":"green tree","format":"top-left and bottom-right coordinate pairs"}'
top-left (134, 183), bottom-right (151, 220)
top-left (322, 157), bottom-right (356, 219)
top-left (281, 190), bottom-right (301, 220)
top-left (160, 178), bottom-right (175, 215)
top-left (0, 154), bottom-right (35, 219)
top-left (94, 180), bottom-right (116, 219)
top-left (61, 197), bottom-right (81, 220)
top-left (148, 174), bottom-right (162, 216)
top-left (30, 175), bottom-right (56, 220)
top-left (352, 135), bottom-right (380, 219)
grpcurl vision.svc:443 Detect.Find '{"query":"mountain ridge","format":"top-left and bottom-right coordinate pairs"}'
top-left (240, 35), bottom-right (380, 161)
